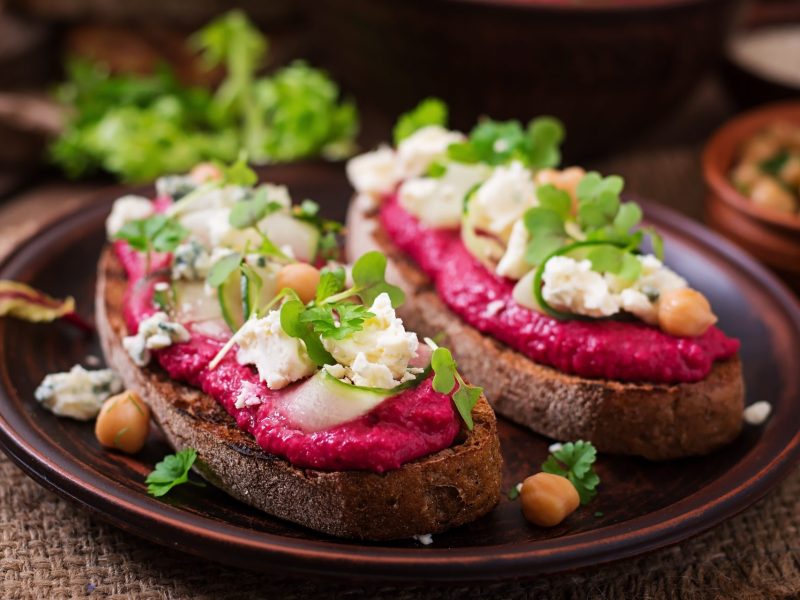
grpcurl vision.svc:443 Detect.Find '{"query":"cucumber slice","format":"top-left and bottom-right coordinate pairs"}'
top-left (258, 213), bottom-right (320, 262)
top-left (218, 270), bottom-right (243, 332)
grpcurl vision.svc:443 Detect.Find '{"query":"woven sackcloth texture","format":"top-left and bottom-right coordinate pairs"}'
top-left (0, 79), bottom-right (798, 599)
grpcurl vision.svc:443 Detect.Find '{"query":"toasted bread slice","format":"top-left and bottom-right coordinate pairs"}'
top-left (346, 196), bottom-right (745, 460)
top-left (96, 248), bottom-right (502, 540)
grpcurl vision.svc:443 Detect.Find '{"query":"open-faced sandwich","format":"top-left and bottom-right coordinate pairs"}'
top-left (345, 99), bottom-right (745, 460)
top-left (95, 161), bottom-right (502, 540)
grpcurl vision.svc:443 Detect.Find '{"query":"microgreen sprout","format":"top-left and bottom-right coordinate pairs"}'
top-left (425, 338), bottom-right (483, 431)
top-left (114, 214), bottom-right (189, 274)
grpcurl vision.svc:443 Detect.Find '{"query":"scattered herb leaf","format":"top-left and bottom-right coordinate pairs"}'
top-left (393, 97), bottom-right (448, 144)
top-left (145, 448), bottom-right (205, 497)
top-left (430, 346), bottom-right (483, 430)
top-left (541, 440), bottom-right (600, 505)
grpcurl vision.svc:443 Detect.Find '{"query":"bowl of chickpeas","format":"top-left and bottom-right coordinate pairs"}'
top-left (703, 101), bottom-right (800, 293)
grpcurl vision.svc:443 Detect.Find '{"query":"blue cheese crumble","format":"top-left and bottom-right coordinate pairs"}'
top-left (34, 365), bottom-right (122, 420)
top-left (123, 312), bottom-right (191, 366)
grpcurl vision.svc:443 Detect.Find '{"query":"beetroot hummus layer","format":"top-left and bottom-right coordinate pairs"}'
top-left (380, 194), bottom-right (740, 384)
top-left (115, 240), bottom-right (459, 473)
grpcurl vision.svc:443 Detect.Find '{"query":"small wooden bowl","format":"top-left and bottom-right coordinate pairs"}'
top-left (703, 101), bottom-right (800, 293)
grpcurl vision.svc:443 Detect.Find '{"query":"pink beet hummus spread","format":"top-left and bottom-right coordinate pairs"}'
top-left (380, 194), bottom-right (740, 384)
top-left (114, 213), bottom-right (459, 473)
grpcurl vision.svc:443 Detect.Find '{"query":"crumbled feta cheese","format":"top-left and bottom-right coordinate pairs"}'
top-left (398, 162), bottom-right (489, 228)
top-left (542, 256), bottom-right (620, 318)
top-left (234, 380), bottom-right (265, 410)
top-left (123, 312), bottom-right (191, 366)
top-left (322, 293), bottom-right (418, 389)
top-left (743, 401), bottom-right (772, 426)
top-left (172, 240), bottom-right (213, 280)
top-left (548, 442), bottom-right (563, 453)
top-left (235, 311), bottom-right (316, 390)
top-left (619, 288), bottom-right (658, 324)
top-left (105, 195), bottom-right (153, 237)
top-left (346, 146), bottom-right (400, 196)
top-left (396, 125), bottom-right (464, 178)
top-left (469, 161), bottom-right (536, 242)
top-left (34, 365), bottom-right (122, 420)
top-left (635, 255), bottom-right (687, 298)
top-left (323, 363), bottom-right (347, 380)
top-left (495, 219), bottom-right (531, 279)
top-left (412, 533), bottom-right (434, 546)
top-left (485, 299), bottom-right (506, 317)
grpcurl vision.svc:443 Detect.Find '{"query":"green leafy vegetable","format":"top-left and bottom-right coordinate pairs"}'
top-left (228, 188), bottom-right (283, 229)
top-left (430, 346), bottom-right (483, 430)
top-left (350, 251), bottom-right (405, 308)
top-left (541, 440), bottom-right (600, 505)
top-left (145, 448), bottom-right (205, 497)
top-left (280, 299), bottom-right (336, 365)
top-left (447, 115), bottom-right (564, 169)
top-left (524, 206), bottom-right (569, 265)
top-left (207, 252), bottom-right (242, 287)
top-left (316, 266), bottom-right (346, 303)
top-left (507, 485), bottom-right (521, 501)
top-left (114, 214), bottom-right (189, 254)
top-left (50, 12), bottom-right (359, 182)
top-left (393, 97), bottom-right (448, 144)
top-left (299, 303), bottom-right (374, 340)
top-left (760, 151), bottom-right (790, 177)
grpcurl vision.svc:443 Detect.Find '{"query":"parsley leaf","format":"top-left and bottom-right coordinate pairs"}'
top-left (393, 97), bottom-right (448, 144)
top-left (430, 346), bottom-right (483, 430)
top-left (114, 214), bottom-right (189, 254)
top-left (280, 299), bottom-right (336, 365)
top-left (299, 302), bottom-right (374, 340)
top-left (541, 440), bottom-right (600, 505)
top-left (145, 448), bottom-right (205, 497)
top-left (523, 207), bottom-right (568, 265)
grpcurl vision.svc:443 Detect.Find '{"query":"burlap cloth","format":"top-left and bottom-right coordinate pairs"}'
top-left (0, 80), bottom-right (798, 599)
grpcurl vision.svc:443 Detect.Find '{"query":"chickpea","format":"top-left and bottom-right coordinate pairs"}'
top-left (657, 288), bottom-right (717, 338)
top-left (730, 161), bottom-right (760, 191)
top-left (190, 162), bottom-right (223, 184)
top-left (95, 391), bottom-right (151, 454)
top-left (520, 472), bottom-right (580, 527)
top-left (750, 177), bottom-right (798, 214)
top-left (276, 263), bottom-right (321, 304)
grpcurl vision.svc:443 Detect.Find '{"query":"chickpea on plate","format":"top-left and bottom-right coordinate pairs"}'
top-left (730, 121), bottom-right (800, 215)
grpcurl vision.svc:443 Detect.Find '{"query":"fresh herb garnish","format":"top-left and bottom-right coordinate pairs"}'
top-left (429, 344), bottom-right (483, 430)
top-left (541, 440), bottom-right (600, 505)
top-left (507, 485), bottom-right (521, 501)
top-left (393, 97), bottom-right (448, 144)
top-left (145, 448), bottom-right (206, 497)
top-left (447, 116), bottom-right (564, 169)
top-left (207, 252), bottom-right (242, 287)
top-left (279, 251), bottom-right (404, 366)
top-left (759, 150), bottom-right (790, 177)
top-left (291, 199), bottom-right (344, 262)
top-left (114, 215), bottom-right (189, 274)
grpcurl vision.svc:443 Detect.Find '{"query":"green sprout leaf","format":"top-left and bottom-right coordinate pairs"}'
top-left (316, 266), bottom-right (346, 303)
top-left (613, 202), bottom-right (643, 233)
top-left (114, 214), bottom-right (189, 254)
top-left (229, 188), bottom-right (283, 229)
top-left (145, 448), bottom-right (205, 497)
top-left (299, 302), bottom-right (374, 340)
top-left (207, 252), bottom-right (242, 287)
top-left (526, 116), bottom-right (565, 169)
top-left (393, 97), bottom-right (448, 144)
top-left (351, 251), bottom-right (405, 308)
top-left (523, 207), bottom-right (568, 265)
top-left (536, 184), bottom-right (572, 220)
top-left (430, 346), bottom-right (482, 430)
top-left (759, 150), bottom-right (790, 177)
top-left (541, 440), bottom-right (600, 505)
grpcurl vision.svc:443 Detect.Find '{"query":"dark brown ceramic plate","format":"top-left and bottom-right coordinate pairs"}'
top-left (0, 172), bottom-right (799, 581)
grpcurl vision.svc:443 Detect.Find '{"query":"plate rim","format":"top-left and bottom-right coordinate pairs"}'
top-left (0, 195), bottom-right (798, 581)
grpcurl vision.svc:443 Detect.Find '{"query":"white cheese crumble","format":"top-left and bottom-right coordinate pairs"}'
top-left (34, 365), bottom-right (122, 421)
top-left (172, 240), bottom-right (214, 281)
top-left (469, 161), bottom-right (536, 242)
top-left (412, 533), bottom-right (434, 546)
top-left (398, 162), bottom-right (490, 229)
top-left (538, 254), bottom-right (688, 321)
top-left (485, 299), bottom-right (506, 317)
top-left (105, 195), bottom-right (154, 237)
top-left (234, 311), bottom-right (316, 390)
top-left (234, 380), bottom-right (265, 410)
top-left (123, 312), bottom-right (191, 367)
top-left (495, 219), bottom-right (531, 279)
top-left (548, 442), bottom-right (563, 453)
top-left (743, 401), bottom-right (772, 426)
top-left (322, 293), bottom-right (418, 389)
top-left (156, 174), bottom-right (197, 199)
top-left (396, 125), bottom-right (464, 178)
top-left (346, 146), bottom-right (400, 196)
top-left (542, 256), bottom-right (619, 318)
